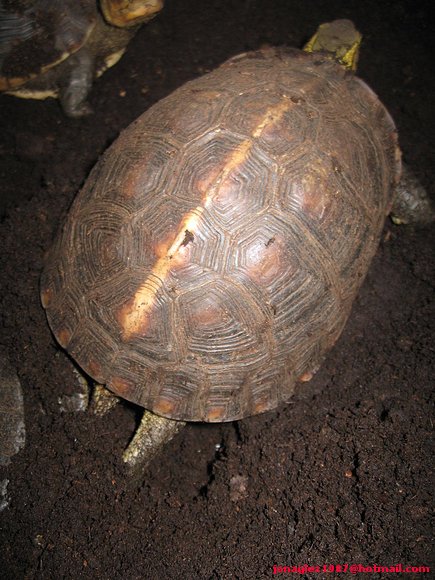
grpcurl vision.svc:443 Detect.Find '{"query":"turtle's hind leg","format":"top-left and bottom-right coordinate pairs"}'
top-left (123, 411), bottom-right (185, 474)
top-left (91, 384), bottom-right (185, 476)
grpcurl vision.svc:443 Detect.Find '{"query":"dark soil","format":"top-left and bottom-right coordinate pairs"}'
top-left (0, 1), bottom-right (434, 578)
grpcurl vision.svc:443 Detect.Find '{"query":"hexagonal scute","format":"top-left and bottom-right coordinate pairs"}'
top-left (168, 129), bottom-right (246, 203)
top-left (276, 148), bottom-right (350, 222)
top-left (136, 85), bottom-right (232, 143)
top-left (219, 88), bottom-right (320, 160)
top-left (69, 199), bottom-right (130, 287)
top-left (218, 87), bottom-right (286, 136)
top-left (186, 210), bottom-right (230, 273)
top-left (228, 215), bottom-right (294, 291)
top-left (90, 268), bottom-right (172, 341)
top-left (178, 278), bottom-right (271, 365)
top-left (115, 134), bottom-right (181, 207)
top-left (73, 145), bottom-right (142, 210)
top-left (70, 131), bottom-right (181, 216)
top-left (208, 145), bottom-right (275, 230)
top-left (169, 129), bottom-right (275, 230)
top-left (125, 196), bottom-right (195, 267)
top-left (116, 289), bottom-right (175, 362)
top-left (258, 100), bottom-right (320, 159)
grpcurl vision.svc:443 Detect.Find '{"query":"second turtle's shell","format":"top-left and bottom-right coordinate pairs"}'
top-left (41, 48), bottom-right (400, 422)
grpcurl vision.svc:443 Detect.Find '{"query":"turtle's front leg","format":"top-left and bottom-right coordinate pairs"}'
top-left (60, 49), bottom-right (94, 117)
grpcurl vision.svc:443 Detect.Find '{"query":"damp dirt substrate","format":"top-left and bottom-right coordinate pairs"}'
top-left (0, 1), bottom-right (434, 578)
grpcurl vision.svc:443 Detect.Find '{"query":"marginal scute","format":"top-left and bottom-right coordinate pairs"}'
top-left (40, 287), bottom-right (53, 309)
top-left (41, 47), bottom-right (398, 422)
top-left (205, 407), bottom-right (226, 422)
top-left (109, 376), bottom-right (134, 398)
top-left (298, 371), bottom-right (314, 382)
top-left (253, 401), bottom-right (267, 414)
top-left (86, 359), bottom-right (104, 383)
top-left (57, 328), bottom-right (72, 349)
top-left (153, 397), bottom-right (176, 416)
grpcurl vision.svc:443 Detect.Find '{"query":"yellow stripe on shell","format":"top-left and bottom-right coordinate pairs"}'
top-left (118, 98), bottom-right (292, 340)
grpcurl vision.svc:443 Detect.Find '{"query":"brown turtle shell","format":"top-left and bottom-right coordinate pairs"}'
top-left (41, 48), bottom-right (401, 422)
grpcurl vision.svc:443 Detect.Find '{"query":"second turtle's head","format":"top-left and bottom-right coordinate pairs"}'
top-left (100, 0), bottom-right (164, 28)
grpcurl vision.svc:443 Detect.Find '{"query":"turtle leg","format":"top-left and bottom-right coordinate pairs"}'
top-left (91, 384), bottom-right (185, 474)
top-left (391, 164), bottom-right (435, 225)
top-left (122, 411), bottom-right (185, 473)
top-left (59, 49), bottom-right (94, 117)
top-left (91, 383), bottom-right (120, 416)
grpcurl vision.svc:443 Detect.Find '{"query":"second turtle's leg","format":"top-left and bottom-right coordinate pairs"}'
top-left (60, 49), bottom-right (94, 117)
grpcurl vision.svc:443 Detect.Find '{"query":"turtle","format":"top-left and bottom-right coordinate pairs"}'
top-left (40, 19), bottom-right (433, 474)
top-left (0, 0), bottom-right (164, 117)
